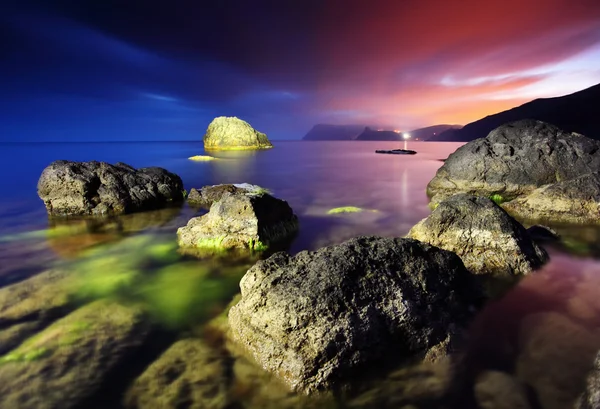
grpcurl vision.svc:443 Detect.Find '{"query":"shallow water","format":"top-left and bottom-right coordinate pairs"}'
top-left (1, 140), bottom-right (600, 408)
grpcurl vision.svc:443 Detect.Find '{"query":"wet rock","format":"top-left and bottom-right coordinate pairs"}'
top-left (407, 194), bottom-right (548, 276)
top-left (516, 312), bottom-right (600, 409)
top-left (0, 300), bottom-right (149, 409)
top-left (38, 160), bottom-right (184, 217)
top-left (0, 269), bottom-right (73, 354)
top-left (125, 338), bottom-right (230, 409)
top-left (427, 120), bottom-right (600, 209)
top-left (177, 190), bottom-right (298, 253)
top-left (228, 236), bottom-right (482, 393)
top-left (526, 225), bottom-right (560, 244)
top-left (503, 172), bottom-right (600, 224)
top-left (203, 116), bottom-right (273, 151)
top-left (474, 371), bottom-right (532, 409)
top-left (187, 183), bottom-right (268, 209)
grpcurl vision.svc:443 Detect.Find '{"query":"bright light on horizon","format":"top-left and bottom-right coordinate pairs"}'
top-left (403, 133), bottom-right (411, 140)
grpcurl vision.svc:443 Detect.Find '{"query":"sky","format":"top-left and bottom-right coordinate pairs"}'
top-left (2, 0), bottom-right (600, 141)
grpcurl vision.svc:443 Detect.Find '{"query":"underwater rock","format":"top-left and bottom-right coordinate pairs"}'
top-left (426, 120), bottom-right (600, 213)
top-left (37, 160), bottom-right (184, 217)
top-left (0, 299), bottom-right (149, 409)
top-left (407, 194), bottom-right (548, 276)
top-left (228, 236), bottom-right (482, 393)
top-left (187, 183), bottom-right (269, 209)
top-left (203, 116), bottom-right (273, 151)
top-left (177, 189), bottom-right (298, 253)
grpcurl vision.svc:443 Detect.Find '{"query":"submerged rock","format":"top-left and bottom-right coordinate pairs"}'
top-left (38, 160), bottom-right (184, 217)
top-left (187, 183), bottom-right (269, 209)
top-left (203, 116), bottom-right (273, 150)
top-left (0, 300), bottom-right (149, 409)
top-left (427, 120), bottom-right (600, 211)
top-left (407, 194), bottom-right (548, 276)
top-left (503, 171), bottom-right (600, 224)
top-left (228, 236), bottom-right (482, 393)
top-left (178, 189), bottom-right (298, 253)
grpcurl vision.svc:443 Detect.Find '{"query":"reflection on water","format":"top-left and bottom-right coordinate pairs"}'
top-left (1, 141), bottom-right (600, 407)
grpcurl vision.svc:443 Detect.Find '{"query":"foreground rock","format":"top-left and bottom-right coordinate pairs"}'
top-left (503, 171), bottom-right (600, 224)
top-left (228, 236), bottom-right (482, 393)
top-left (187, 183), bottom-right (268, 209)
top-left (427, 120), bottom-right (600, 210)
top-left (0, 300), bottom-right (149, 409)
top-left (38, 160), bottom-right (184, 217)
top-left (408, 194), bottom-right (548, 276)
top-left (578, 350), bottom-right (600, 409)
top-left (203, 116), bottom-right (273, 150)
top-left (178, 189), bottom-right (297, 253)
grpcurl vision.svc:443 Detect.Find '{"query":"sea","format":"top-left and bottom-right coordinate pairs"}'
top-left (1, 140), bottom-right (600, 408)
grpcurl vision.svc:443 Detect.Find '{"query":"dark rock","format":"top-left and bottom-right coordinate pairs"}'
top-left (228, 236), bottom-right (482, 393)
top-left (187, 183), bottom-right (266, 209)
top-left (526, 225), bottom-right (560, 243)
top-left (0, 300), bottom-right (149, 409)
top-left (37, 160), bottom-right (184, 217)
top-left (503, 172), bottom-right (600, 224)
top-left (203, 116), bottom-right (273, 150)
top-left (178, 189), bottom-right (298, 253)
top-left (427, 120), bottom-right (600, 207)
top-left (408, 194), bottom-right (548, 276)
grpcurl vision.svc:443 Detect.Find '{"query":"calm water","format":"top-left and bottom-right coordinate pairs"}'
top-left (1, 140), bottom-right (600, 408)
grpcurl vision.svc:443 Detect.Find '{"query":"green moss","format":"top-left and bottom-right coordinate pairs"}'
top-left (327, 206), bottom-right (364, 214)
top-left (489, 193), bottom-right (506, 205)
top-left (562, 237), bottom-right (591, 256)
top-left (0, 347), bottom-right (50, 365)
top-left (182, 189), bottom-right (188, 199)
top-left (195, 236), bottom-right (227, 251)
top-left (248, 238), bottom-right (268, 252)
top-left (188, 155), bottom-right (217, 161)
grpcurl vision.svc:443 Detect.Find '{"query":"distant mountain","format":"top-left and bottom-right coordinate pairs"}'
top-left (431, 83), bottom-right (600, 141)
top-left (302, 124), bottom-right (367, 140)
top-left (356, 127), bottom-right (402, 141)
top-left (406, 124), bottom-right (462, 141)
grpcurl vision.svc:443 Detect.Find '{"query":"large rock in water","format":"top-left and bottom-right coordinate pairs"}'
top-left (228, 236), bottom-right (482, 393)
top-left (187, 183), bottom-right (266, 209)
top-left (203, 116), bottom-right (273, 150)
top-left (178, 188), bottom-right (298, 252)
top-left (427, 120), bottom-right (600, 209)
top-left (38, 160), bottom-right (184, 217)
top-left (407, 194), bottom-right (548, 276)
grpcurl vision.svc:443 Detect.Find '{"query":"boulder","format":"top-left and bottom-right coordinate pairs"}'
top-left (407, 194), bottom-right (548, 276)
top-left (503, 171), bottom-right (600, 224)
top-left (0, 300), bottom-right (149, 409)
top-left (427, 120), bottom-right (600, 208)
top-left (38, 160), bottom-right (184, 217)
top-left (177, 190), bottom-right (298, 253)
top-left (203, 116), bottom-right (273, 150)
top-left (228, 236), bottom-right (482, 393)
top-left (187, 183), bottom-right (268, 209)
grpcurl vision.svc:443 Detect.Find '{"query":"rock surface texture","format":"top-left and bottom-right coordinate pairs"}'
top-left (178, 189), bottom-right (298, 252)
top-left (228, 236), bottom-right (482, 393)
top-left (38, 160), bottom-right (184, 217)
top-left (407, 194), bottom-right (548, 276)
top-left (187, 183), bottom-right (266, 209)
top-left (203, 116), bottom-right (273, 150)
top-left (426, 120), bottom-right (600, 223)
top-left (578, 350), bottom-right (600, 409)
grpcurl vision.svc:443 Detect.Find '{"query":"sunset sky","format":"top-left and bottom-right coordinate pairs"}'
top-left (2, 0), bottom-right (600, 141)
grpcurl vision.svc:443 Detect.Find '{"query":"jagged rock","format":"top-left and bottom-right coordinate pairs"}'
top-left (203, 116), bottom-right (273, 150)
top-left (38, 160), bottom-right (184, 216)
top-left (474, 371), bottom-right (532, 409)
top-left (503, 172), bottom-right (600, 224)
top-left (407, 194), bottom-right (548, 276)
top-left (177, 189), bottom-right (298, 253)
top-left (228, 236), bottom-right (482, 393)
top-left (187, 183), bottom-right (268, 209)
top-left (427, 120), bottom-right (600, 210)
top-left (125, 338), bottom-right (230, 409)
top-left (0, 300), bottom-right (149, 409)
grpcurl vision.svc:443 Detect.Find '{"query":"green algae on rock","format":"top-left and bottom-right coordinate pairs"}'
top-left (203, 116), bottom-right (273, 151)
top-left (0, 300), bottom-right (149, 409)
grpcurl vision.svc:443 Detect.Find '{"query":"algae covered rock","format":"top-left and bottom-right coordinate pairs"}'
top-left (0, 299), bottom-right (149, 409)
top-left (407, 194), bottom-right (548, 276)
top-left (203, 116), bottom-right (273, 151)
top-left (178, 189), bottom-right (297, 254)
top-left (427, 120), bottom-right (600, 208)
top-left (187, 183), bottom-right (269, 209)
top-left (228, 236), bottom-right (482, 393)
top-left (38, 160), bottom-right (184, 217)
